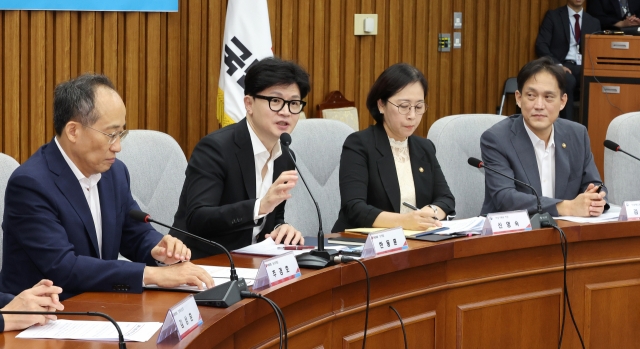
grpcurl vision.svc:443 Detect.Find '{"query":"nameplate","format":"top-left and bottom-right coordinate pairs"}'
top-left (157, 294), bottom-right (202, 343)
top-left (361, 227), bottom-right (409, 258)
top-left (611, 41), bottom-right (629, 49)
top-left (602, 86), bottom-right (620, 94)
top-left (253, 252), bottom-right (301, 289)
top-left (619, 201), bottom-right (640, 221)
top-left (482, 210), bottom-right (532, 235)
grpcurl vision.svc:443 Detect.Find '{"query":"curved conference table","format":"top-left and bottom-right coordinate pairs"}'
top-left (2, 220), bottom-right (640, 348)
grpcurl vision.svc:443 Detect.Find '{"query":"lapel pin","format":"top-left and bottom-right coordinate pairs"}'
top-left (419, 167), bottom-right (424, 173)
top-left (562, 143), bottom-right (566, 148)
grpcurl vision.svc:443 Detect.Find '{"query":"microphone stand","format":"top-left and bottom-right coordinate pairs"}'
top-left (129, 210), bottom-right (246, 308)
top-left (470, 158), bottom-right (556, 228)
top-left (0, 311), bottom-right (126, 349)
top-left (280, 137), bottom-right (339, 269)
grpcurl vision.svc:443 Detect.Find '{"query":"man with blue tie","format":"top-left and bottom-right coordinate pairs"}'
top-left (535, 0), bottom-right (601, 122)
top-left (1, 74), bottom-right (214, 300)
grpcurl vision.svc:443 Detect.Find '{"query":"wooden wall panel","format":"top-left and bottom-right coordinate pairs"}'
top-left (0, 0), bottom-right (566, 162)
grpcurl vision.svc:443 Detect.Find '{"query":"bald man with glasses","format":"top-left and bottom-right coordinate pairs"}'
top-left (171, 57), bottom-right (310, 258)
top-left (1, 74), bottom-right (214, 300)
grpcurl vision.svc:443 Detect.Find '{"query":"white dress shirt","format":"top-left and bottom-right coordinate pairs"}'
top-left (523, 120), bottom-right (556, 198)
top-left (565, 6), bottom-right (583, 62)
top-left (247, 121), bottom-right (283, 244)
top-left (55, 137), bottom-right (103, 257)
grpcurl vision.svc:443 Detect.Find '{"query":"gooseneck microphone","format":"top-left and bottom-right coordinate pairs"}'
top-left (604, 139), bottom-right (640, 162)
top-left (468, 157), bottom-right (556, 228)
top-left (279, 133), bottom-right (339, 269)
top-left (129, 210), bottom-right (246, 307)
top-left (0, 311), bottom-right (126, 348)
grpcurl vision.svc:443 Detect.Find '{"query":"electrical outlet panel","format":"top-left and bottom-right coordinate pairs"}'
top-left (438, 33), bottom-right (451, 52)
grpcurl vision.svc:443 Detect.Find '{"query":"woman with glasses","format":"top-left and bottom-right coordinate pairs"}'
top-left (332, 63), bottom-right (455, 232)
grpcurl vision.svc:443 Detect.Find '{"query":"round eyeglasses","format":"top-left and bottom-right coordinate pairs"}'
top-left (387, 101), bottom-right (428, 115)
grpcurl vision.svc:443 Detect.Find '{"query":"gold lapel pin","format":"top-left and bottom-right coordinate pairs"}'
top-left (419, 167), bottom-right (424, 173)
top-left (562, 143), bottom-right (566, 148)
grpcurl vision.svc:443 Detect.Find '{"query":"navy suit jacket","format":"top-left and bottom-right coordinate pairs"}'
top-left (332, 122), bottom-right (455, 232)
top-left (535, 6), bottom-right (601, 64)
top-left (480, 115), bottom-right (604, 216)
top-left (587, 0), bottom-right (640, 30)
top-left (0, 292), bottom-right (14, 332)
top-left (171, 118), bottom-right (294, 258)
top-left (1, 139), bottom-right (162, 300)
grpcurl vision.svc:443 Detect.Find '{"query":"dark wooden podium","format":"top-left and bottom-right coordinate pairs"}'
top-left (582, 34), bottom-right (640, 179)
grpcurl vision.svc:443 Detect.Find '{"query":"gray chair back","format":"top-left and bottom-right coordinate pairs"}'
top-left (0, 153), bottom-right (20, 270)
top-left (285, 119), bottom-right (354, 236)
top-left (427, 114), bottom-right (505, 219)
top-left (117, 130), bottom-right (187, 234)
top-left (604, 112), bottom-right (640, 205)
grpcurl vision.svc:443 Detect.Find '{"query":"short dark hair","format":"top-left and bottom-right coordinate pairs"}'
top-left (53, 73), bottom-right (116, 136)
top-left (366, 63), bottom-right (428, 123)
top-left (244, 57), bottom-right (310, 99)
top-left (517, 56), bottom-right (566, 95)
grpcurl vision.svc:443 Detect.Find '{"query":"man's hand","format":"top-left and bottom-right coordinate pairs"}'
top-left (143, 262), bottom-right (214, 290)
top-left (615, 16), bottom-right (640, 27)
top-left (562, 66), bottom-right (572, 74)
top-left (557, 183), bottom-right (607, 217)
top-left (259, 170), bottom-right (298, 215)
top-left (151, 234), bottom-right (191, 264)
top-left (265, 224), bottom-right (304, 245)
top-left (2, 279), bottom-right (64, 332)
top-left (401, 209), bottom-right (442, 231)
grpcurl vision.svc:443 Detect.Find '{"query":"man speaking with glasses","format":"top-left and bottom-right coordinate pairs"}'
top-left (1, 74), bottom-right (214, 300)
top-left (171, 57), bottom-right (310, 258)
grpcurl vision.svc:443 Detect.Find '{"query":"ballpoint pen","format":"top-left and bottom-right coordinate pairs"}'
top-left (402, 201), bottom-right (438, 220)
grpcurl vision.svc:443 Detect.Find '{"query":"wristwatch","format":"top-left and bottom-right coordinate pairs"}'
top-left (427, 205), bottom-right (438, 217)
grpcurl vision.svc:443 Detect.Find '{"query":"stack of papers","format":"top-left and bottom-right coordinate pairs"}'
top-left (17, 320), bottom-right (162, 342)
top-left (345, 217), bottom-right (485, 237)
top-left (145, 265), bottom-right (259, 292)
top-left (232, 237), bottom-right (346, 257)
top-left (553, 204), bottom-right (621, 223)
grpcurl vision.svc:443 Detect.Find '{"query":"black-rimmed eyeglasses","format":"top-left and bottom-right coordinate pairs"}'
top-left (254, 95), bottom-right (307, 114)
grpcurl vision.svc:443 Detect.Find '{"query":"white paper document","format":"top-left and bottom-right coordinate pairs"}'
top-left (16, 320), bottom-right (162, 342)
top-left (437, 217), bottom-right (486, 235)
top-left (554, 205), bottom-right (621, 223)
top-left (232, 237), bottom-right (346, 257)
top-left (144, 265), bottom-right (258, 292)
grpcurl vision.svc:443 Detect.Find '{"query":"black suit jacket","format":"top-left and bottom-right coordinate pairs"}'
top-left (587, 0), bottom-right (640, 30)
top-left (332, 123), bottom-right (455, 233)
top-left (536, 6), bottom-right (601, 64)
top-left (172, 118), bottom-right (294, 258)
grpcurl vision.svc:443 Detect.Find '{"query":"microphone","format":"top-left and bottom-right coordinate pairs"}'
top-left (129, 210), bottom-right (246, 308)
top-left (468, 157), bottom-right (556, 229)
top-left (604, 139), bottom-right (640, 162)
top-left (279, 133), bottom-right (339, 269)
top-left (0, 311), bottom-right (126, 348)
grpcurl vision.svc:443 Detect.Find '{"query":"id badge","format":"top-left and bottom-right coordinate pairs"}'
top-left (576, 53), bottom-right (582, 66)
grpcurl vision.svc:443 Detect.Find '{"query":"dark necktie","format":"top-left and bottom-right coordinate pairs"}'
top-left (573, 14), bottom-right (581, 43)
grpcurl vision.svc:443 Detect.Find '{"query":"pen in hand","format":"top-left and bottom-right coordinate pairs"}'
top-left (402, 202), bottom-right (438, 220)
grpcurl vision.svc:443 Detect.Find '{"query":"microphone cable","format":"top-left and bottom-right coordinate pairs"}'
top-left (334, 256), bottom-right (370, 349)
top-left (552, 224), bottom-right (585, 349)
top-left (388, 305), bottom-right (408, 349)
top-left (241, 291), bottom-right (287, 349)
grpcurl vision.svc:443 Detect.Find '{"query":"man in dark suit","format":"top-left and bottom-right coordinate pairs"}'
top-left (171, 57), bottom-right (310, 258)
top-left (1, 74), bottom-right (213, 300)
top-left (535, 0), bottom-right (601, 122)
top-left (0, 280), bottom-right (63, 332)
top-left (587, 0), bottom-right (640, 30)
top-left (481, 57), bottom-right (607, 217)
